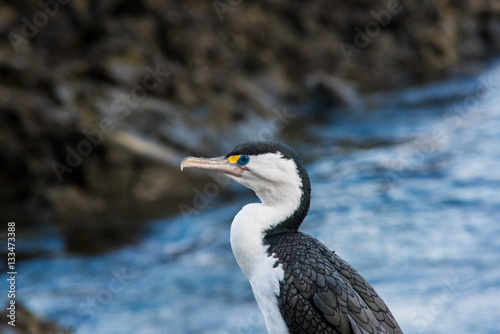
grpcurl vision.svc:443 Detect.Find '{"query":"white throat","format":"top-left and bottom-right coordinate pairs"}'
top-left (229, 155), bottom-right (303, 278)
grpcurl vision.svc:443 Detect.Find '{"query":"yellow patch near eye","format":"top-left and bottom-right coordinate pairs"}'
top-left (227, 155), bottom-right (241, 163)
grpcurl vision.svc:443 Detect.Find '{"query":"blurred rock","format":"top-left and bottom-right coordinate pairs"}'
top-left (0, 0), bottom-right (499, 252)
top-left (305, 73), bottom-right (362, 116)
top-left (0, 302), bottom-right (73, 334)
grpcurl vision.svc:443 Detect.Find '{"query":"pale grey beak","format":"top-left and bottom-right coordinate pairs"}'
top-left (180, 156), bottom-right (245, 177)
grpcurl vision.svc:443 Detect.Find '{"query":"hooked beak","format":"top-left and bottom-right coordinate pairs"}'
top-left (180, 156), bottom-right (245, 177)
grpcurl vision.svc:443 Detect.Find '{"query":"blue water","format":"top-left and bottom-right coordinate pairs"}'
top-left (4, 63), bottom-right (500, 333)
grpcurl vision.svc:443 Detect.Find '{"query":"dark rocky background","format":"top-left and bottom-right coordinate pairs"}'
top-left (1, 0), bottom-right (499, 254)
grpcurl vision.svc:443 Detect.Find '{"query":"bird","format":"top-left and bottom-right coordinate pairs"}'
top-left (180, 141), bottom-right (403, 334)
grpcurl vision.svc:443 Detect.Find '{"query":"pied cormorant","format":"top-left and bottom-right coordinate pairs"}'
top-left (181, 141), bottom-right (403, 334)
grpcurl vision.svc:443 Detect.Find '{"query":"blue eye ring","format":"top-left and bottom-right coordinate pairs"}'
top-left (237, 155), bottom-right (250, 165)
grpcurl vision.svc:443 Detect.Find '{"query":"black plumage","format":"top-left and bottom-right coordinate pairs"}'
top-left (264, 232), bottom-right (402, 334)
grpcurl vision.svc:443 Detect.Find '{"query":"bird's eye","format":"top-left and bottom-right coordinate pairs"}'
top-left (237, 155), bottom-right (250, 165)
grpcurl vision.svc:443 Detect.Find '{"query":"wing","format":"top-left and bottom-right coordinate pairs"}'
top-left (265, 232), bottom-right (402, 334)
top-left (330, 252), bottom-right (402, 334)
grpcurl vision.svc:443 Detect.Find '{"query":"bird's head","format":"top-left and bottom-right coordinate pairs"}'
top-left (181, 141), bottom-right (311, 231)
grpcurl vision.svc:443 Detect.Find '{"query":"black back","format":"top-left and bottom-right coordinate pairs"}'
top-left (264, 232), bottom-right (403, 334)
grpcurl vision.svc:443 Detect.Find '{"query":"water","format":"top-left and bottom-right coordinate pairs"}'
top-left (4, 63), bottom-right (500, 333)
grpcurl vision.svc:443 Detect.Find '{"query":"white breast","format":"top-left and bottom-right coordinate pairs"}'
top-left (250, 257), bottom-right (288, 334)
top-left (230, 204), bottom-right (290, 334)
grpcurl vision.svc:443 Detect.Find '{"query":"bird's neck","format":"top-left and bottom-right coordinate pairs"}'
top-left (260, 165), bottom-right (311, 237)
top-left (229, 202), bottom-right (293, 279)
top-left (230, 182), bottom-right (310, 280)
